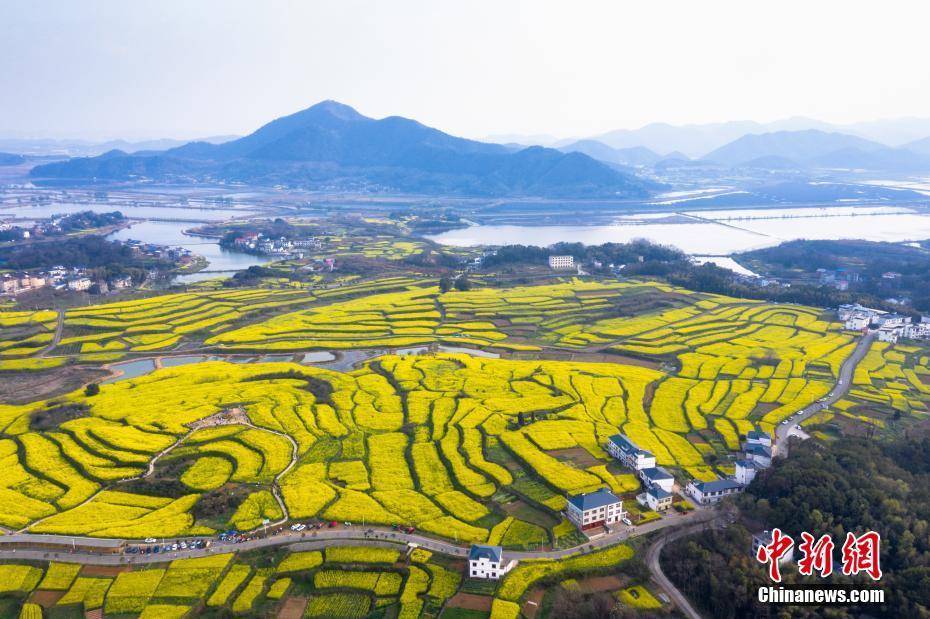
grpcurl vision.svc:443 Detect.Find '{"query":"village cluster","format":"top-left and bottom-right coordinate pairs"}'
top-left (0, 266), bottom-right (132, 296)
top-left (839, 302), bottom-right (930, 343)
top-left (231, 232), bottom-right (323, 257)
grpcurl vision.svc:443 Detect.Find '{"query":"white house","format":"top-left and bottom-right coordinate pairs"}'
top-left (67, 277), bottom-right (92, 292)
top-left (638, 466), bottom-right (674, 493)
top-left (734, 459), bottom-right (760, 485)
top-left (686, 479), bottom-right (744, 505)
top-left (744, 430), bottom-right (771, 448)
top-left (877, 325), bottom-right (902, 344)
top-left (638, 485), bottom-right (673, 512)
top-left (566, 488), bottom-right (624, 531)
top-left (904, 322), bottom-right (930, 340)
top-left (468, 545), bottom-right (514, 579)
top-left (548, 255), bottom-right (574, 270)
top-left (607, 434), bottom-right (656, 471)
top-left (844, 313), bottom-right (872, 331)
top-left (742, 443), bottom-right (772, 468)
top-left (878, 313), bottom-right (909, 328)
top-left (838, 303), bottom-right (884, 322)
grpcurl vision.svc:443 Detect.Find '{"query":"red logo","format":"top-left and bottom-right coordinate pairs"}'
top-left (797, 532), bottom-right (834, 577)
top-left (841, 531), bottom-right (882, 581)
top-left (756, 527), bottom-right (794, 583)
top-left (757, 529), bottom-right (882, 582)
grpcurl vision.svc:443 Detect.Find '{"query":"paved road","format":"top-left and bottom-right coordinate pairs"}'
top-left (774, 331), bottom-right (874, 453)
top-left (645, 514), bottom-right (723, 619)
top-left (0, 509), bottom-right (710, 566)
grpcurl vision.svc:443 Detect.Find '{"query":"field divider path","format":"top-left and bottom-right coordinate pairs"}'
top-left (37, 308), bottom-right (64, 356)
top-left (239, 419), bottom-right (299, 529)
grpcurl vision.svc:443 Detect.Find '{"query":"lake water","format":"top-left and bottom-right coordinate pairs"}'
top-left (429, 206), bottom-right (930, 255)
top-left (106, 221), bottom-right (270, 283)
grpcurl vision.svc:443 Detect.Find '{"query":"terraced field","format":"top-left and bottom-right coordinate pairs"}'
top-left (0, 277), bottom-right (869, 540)
top-left (0, 540), bottom-right (646, 618)
top-left (804, 341), bottom-right (930, 437)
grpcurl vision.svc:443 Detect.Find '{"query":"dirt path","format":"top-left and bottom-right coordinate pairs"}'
top-left (38, 308), bottom-right (64, 356)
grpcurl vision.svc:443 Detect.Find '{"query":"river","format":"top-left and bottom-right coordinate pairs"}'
top-left (106, 221), bottom-right (270, 284)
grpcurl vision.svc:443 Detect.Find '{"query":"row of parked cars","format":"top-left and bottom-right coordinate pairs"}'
top-left (126, 538), bottom-right (209, 554)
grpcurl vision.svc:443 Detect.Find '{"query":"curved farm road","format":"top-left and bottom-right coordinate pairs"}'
top-left (774, 331), bottom-right (874, 454)
top-left (645, 514), bottom-right (724, 619)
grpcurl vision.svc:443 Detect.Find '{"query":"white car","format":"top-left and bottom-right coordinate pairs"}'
top-left (621, 517), bottom-right (632, 526)
top-left (145, 538), bottom-right (157, 543)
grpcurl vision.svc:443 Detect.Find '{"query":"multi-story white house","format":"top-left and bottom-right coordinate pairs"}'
top-left (734, 459), bottom-right (760, 485)
top-left (467, 545), bottom-right (514, 579)
top-left (548, 255), bottom-right (574, 270)
top-left (607, 434), bottom-right (656, 470)
top-left (745, 430), bottom-right (771, 448)
top-left (686, 479), bottom-right (744, 505)
top-left (638, 466), bottom-right (674, 493)
top-left (67, 277), bottom-right (92, 291)
top-left (742, 443), bottom-right (772, 468)
top-left (566, 488), bottom-right (624, 531)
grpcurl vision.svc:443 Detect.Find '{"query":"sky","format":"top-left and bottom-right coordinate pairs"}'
top-left (2, 0), bottom-right (930, 141)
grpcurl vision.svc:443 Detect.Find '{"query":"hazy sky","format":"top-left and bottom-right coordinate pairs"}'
top-left (3, 0), bottom-right (930, 141)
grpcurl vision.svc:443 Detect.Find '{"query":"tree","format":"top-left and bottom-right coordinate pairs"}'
top-left (439, 275), bottom-right (453, 293)
top-left (84, 383), bottom-right (100, 397)
top-left (454, 275), bottom-right (471, 291)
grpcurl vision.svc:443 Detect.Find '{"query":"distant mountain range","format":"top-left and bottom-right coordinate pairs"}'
top-left (556, 140), bottom-right (664, 167)
top-left (30, 101), bottom-right (658, 198)
top-left (0, 136), bottom-right (237, 158)
top-left (702, 129), bottom-right (930, 171)
top-left (493, 117), bottom-right (930, 159)
top-left (547, 129), bottom-right (930, 174)
top-left (0, 152), bottom-right (26, 166)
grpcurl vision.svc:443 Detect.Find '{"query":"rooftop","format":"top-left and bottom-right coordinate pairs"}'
top-left (568, 487), bottom-right (621, 511)
top-left (744, 443), bottom-right (772, 457)
top-left (693, 479), bottom-right (743, 493)
top-left (647, 485), bottom-right (672, 500)
top-left (641, 466), bottom-right (673, 481)
top-left (608, 434), bottom-right (654, 459)
top-left (469, 545), bottom-right (502, 562)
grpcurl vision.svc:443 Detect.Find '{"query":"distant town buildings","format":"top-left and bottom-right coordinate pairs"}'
top-left (548, 255), bottom-right (574, 270)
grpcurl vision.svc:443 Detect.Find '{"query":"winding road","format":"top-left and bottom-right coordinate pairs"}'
top-left (774, 331), bottom-right (874, 453)
top-left (645, 514), bottom-right (723, 619)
